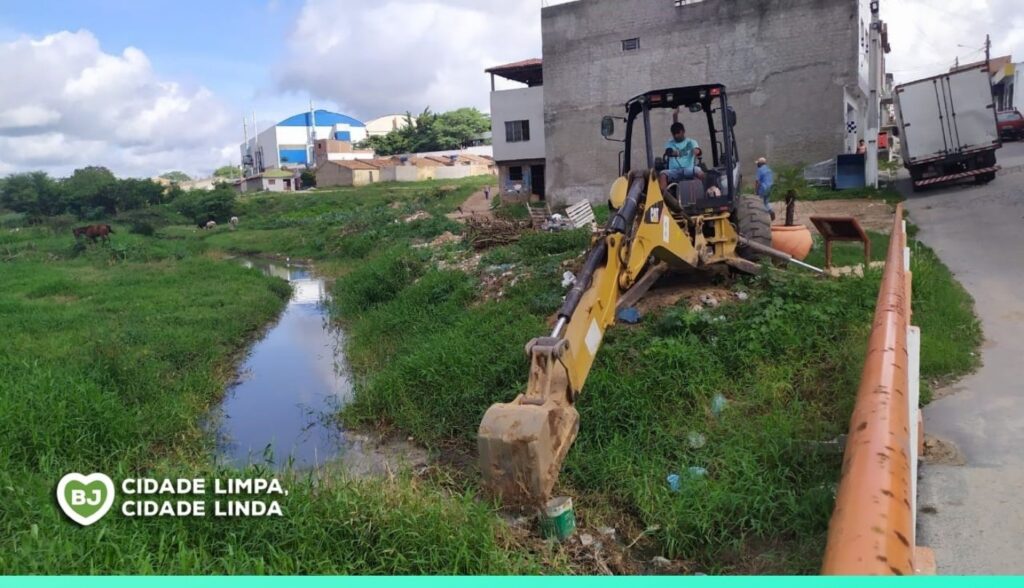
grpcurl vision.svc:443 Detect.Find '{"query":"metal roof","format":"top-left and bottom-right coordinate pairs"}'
top-left (261, 169), bottom-right (294, 178)
top-left (485, 58), bottom-right (542, 86)
top-left (278, 109), bottom-right (365, 128)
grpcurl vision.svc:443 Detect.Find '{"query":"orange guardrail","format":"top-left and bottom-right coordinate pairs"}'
top-left (822, 203), bottom-right (924, 575)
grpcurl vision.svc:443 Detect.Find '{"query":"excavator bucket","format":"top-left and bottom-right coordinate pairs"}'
top-left (478, 336), bottom-right (580, 505)
top-left (477, 397), bottom-right (579, 506)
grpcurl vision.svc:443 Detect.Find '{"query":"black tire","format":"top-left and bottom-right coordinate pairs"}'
top-left (735, 195), bottom-right (772, 261)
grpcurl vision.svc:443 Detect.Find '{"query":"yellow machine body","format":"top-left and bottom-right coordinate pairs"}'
top-left (477, 171), bottom-right (762, 505)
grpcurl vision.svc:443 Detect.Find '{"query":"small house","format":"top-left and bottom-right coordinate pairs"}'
top-left (315, 160), bottom-right (381, 187)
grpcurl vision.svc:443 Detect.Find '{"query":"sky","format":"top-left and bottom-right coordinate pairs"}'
top-left (0, 0), bottom-right (1019, 179)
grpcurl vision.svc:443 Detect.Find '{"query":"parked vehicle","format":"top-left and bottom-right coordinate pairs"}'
top-left (997, 109), bottom-right (1024, 140)
top-left (894, 65), bottom-right (1002, 191)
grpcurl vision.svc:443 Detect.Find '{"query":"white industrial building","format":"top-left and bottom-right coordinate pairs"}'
top-left (364, 114), bottom-right (415, 136)
top-left (240, 109), bottom-right (368, 174)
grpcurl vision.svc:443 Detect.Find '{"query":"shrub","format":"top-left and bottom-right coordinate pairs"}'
top-left (0, 212), bottom-right (26, 228)
top-left (43, 214), bottom-right (79, 234)
top-left (300, 170), bottom-right (316, 188)
top-left (334, 246), bottom-right (426, 312)
top-left (130, 222), bottom-right (156, 236)
top-left (175, 186), bottom-right (237, 224)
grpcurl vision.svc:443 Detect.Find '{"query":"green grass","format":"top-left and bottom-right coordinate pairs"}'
top-left (908, 239), bottom-right (982, 401)
top-left (0, 172), bottom-right (980, 574)
top-left (803, 230), bottom-right (890, 269)
top-left (312, 184), bottom-right (975, 572)
top-left (0, 200), bottom-right (561, 574)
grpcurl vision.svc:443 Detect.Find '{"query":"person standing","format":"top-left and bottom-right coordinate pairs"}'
top-left (484, 185), bottom-right (490, 200)
top-left (754, 157), bottom-right (774, 215)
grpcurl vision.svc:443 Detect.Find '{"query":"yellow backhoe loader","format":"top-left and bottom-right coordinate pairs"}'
top-left (478, 84), bottom-right (818, 506)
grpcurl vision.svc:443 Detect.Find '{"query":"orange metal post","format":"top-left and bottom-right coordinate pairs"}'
top-left (822, 204), bottom-right (915, 575)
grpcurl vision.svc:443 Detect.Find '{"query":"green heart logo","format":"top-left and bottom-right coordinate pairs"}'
top-left (56, 473), bottom-right (115, 526)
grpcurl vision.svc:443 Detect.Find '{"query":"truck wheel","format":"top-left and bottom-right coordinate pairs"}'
top-left (736, 195), bottom-right (772, 261)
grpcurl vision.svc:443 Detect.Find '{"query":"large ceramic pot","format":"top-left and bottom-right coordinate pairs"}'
top-left (771, 224), bottom-right (813, 261)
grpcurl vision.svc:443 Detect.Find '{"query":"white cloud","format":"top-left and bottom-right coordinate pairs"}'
top-left (883, 0), bottom-right (1024, 82)
top-left (274, 0), bottom-right (542, 119)
top-left (0, 30), bottom-right (237, 178)
top-left (0, 105), bottom-right (62, 130)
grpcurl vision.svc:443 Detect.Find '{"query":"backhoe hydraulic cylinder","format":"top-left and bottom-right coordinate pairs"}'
top-left (559, 176), bottom-right (645, 322)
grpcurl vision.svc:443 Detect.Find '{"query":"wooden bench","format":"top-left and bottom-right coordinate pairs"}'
top-left (809, 215), bottom-right (870, 269)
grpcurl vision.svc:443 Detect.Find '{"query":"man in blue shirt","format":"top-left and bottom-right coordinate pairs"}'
top-left (658, 109), bottom-right (704, 196)
top-left (754, 156), bottom-right (774, 213)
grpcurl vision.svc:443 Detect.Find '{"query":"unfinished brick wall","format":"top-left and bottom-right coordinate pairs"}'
top-left (542, 0), bottom-right (864, 205)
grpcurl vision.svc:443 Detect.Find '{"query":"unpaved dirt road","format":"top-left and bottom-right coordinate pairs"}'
top-left (447, 189), bottom-right (494, 222)
top-left (903, 144), bottom-right (1024, 574)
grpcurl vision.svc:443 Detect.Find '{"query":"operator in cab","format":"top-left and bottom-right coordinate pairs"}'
top-left (658, 107), bottom-right (705, 195)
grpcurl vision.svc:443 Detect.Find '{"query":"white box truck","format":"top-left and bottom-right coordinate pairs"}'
top-left (894, 65), bottom-right (1001, 191)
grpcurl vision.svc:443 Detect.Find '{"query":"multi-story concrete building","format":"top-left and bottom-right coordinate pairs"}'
top-left (240, 109), bottom-right (368, 174)
top-left (542, 0), bottom-right (889, 204)
top-left (486, 58), bottom-right (546, 200)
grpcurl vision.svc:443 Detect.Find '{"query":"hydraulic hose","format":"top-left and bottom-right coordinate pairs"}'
top-left (557, 174), bottom-right (646, 324)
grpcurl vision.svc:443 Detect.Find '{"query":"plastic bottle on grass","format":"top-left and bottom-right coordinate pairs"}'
top-left (711, 393), bottom-right (728, 416)
top-left (687, 431), bottom-right (706, 449)
top-left (667, 473), bottom-right (681, 492)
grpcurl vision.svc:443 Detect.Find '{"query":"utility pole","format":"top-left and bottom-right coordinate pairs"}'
top-left (308, 99), bottom-right (318, 169)
top-left (242, 116), bottom-right (250, 177)
top-left (985, 33), bottom-right (991, 69)
top-left (866, 0), bottom-right (881, 189)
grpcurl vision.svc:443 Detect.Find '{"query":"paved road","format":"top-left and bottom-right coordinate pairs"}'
top-left (903, 141), bottom-right (1024, 574)
top-left (995, 139), bottom-right (1024, 172)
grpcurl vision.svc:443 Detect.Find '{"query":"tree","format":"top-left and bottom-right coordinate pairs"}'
top-left (62, 166), bottom-right (118, 218)
top-left (213, 165), bottom-right (242, 179)
top-left (159, 171), bottom-right (191, 183)
top-left (0, 171), bottom-right (61, 219)
top-left (358, 107), bottom-right (490, 156)
top-left (110, 178), bottom-right (165, 211)
top-left (175, 185), bottom-right (236, 224)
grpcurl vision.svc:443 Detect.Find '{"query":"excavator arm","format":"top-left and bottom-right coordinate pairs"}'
top-left (478, 171), bottom-right (704, 505)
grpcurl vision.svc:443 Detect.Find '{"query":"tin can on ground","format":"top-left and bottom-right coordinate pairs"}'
top-left (538, 496), bottom-right (576, 542)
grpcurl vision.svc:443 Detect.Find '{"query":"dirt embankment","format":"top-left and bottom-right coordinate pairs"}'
top-left (770, 199), bottom-right (895, 234)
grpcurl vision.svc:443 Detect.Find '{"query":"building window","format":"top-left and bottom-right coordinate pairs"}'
top-left (505, 120), bottom-right (530, 143)
top-left (508, 166), bottom-right (523, 181)
top-left (621, 38), bottom-right (639, 52)
top-left (268, 179), bottom-right (276, 185)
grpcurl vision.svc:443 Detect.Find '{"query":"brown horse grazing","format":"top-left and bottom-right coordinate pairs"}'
top-left (72, 224), bottom-right (115, 242)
